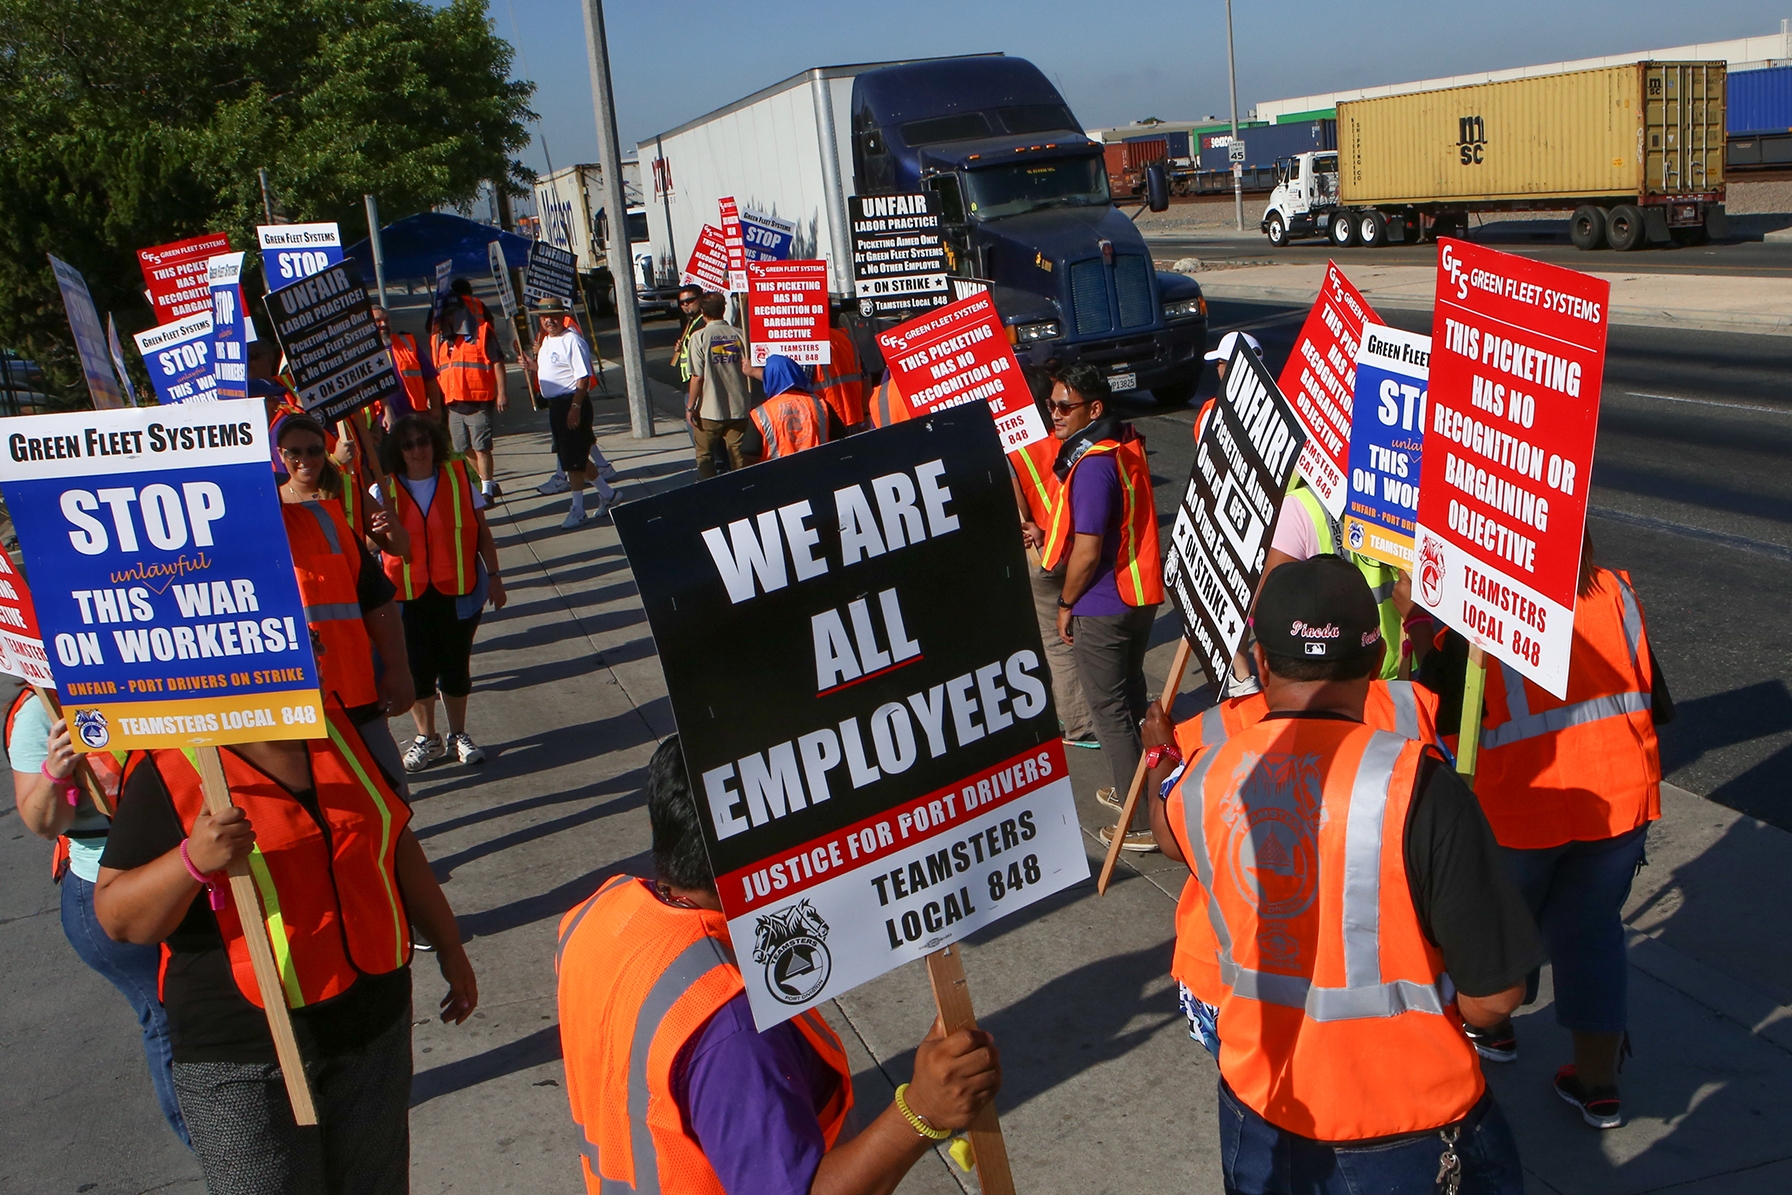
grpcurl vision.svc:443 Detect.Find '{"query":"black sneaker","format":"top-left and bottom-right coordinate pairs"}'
top-left (1554, 1065), bottom-right (1622, 1129)
top-left (1464, 1019), bottom-right (1517, 1063)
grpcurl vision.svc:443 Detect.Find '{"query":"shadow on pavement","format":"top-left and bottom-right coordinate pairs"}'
top-left (457, 854), bottom-right (651, 942)
top-left (411, 1025), bottom-right (563, 1108)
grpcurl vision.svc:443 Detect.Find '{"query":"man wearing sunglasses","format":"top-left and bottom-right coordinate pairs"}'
top-left (671, 284), bottom-right (704, 385)
top-left (1036, 363), bottom-right (1165, 853)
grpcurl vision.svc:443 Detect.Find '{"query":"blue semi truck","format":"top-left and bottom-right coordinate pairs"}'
top-left (641, 55), bottom-right (1209, 404)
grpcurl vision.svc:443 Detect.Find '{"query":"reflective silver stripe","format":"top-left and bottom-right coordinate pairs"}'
top-left (1480, 690), bottom-right (1651, 749)
top-left (1615, 576), bottom-right (1644, 675)
top-left (1199, 705), bottom-right (1229, 747)
top-left (1183, 733), bottom-right (1447, 1022)
top-left (555, 877), bottom-right (629, 971)
top-left (1368, 579), bottom-right (1394, 603)
top-left (625, 936), bottom-right (739, 1193)
top-left (302, 602), bottom-right (362, 623)
top-left (297, 501), bottom-right (342, 556)
top-left (571, 1131), bottom-right (635, 1193)
top-left (1384, 681), bottom-right (1420, 742)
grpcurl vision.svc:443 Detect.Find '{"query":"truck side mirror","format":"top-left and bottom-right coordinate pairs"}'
top-left (1145, 162), bottom-right (1170, 213)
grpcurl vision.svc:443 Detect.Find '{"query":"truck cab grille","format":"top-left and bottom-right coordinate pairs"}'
top-left (1069, 256), bottom-right (1156, 335)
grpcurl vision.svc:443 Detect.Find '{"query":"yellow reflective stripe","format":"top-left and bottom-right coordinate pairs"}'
top-left (384, 478), bottom-right (416, 599)
top-left (246, 845), bottom-right (306, 1008)
top-left (325, 720), bottom-right (406, 968)
top-left (1015, 445), bottom-right (1053, 517)
top-left (1115, 449), bottom-right (1146, 604)
top-left (445, 463), bottom-right (468, 595)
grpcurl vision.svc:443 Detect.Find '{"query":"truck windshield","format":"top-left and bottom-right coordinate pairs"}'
top-left (964, 158), bottom-right (1110, 219)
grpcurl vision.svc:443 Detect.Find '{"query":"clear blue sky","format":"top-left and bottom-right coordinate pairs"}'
top-left (489, 3), bottom-right (1785, 176)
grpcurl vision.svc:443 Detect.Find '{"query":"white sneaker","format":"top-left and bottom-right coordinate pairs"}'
top-left (403, 734), bottom-right (444, 773)
top-left (562, 507), bottom-right (593, 529)
top-left (537, 473), bottom-right (570, 495)
top-left (590, 452), bottom-right (619, 482)
top-left (447, 733), bottom-right (485, 765)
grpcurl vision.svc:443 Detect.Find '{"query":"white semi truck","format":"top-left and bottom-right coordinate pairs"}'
top-left (531, 161), bottom-right (682, 316)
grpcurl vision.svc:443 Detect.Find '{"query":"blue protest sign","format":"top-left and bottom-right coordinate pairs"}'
top-left (0, 405), bottom-right (324, 749)
top-left (740, 206), bottom-right (795, 263)
top-left (1343, 325), bottom-right (1430, 570)
top-left (208, 251), bottom-right (250, 402)
top-left (257, 222), bottom-right (344, 286)
top-left (134, 314), bottom-right (218, 405)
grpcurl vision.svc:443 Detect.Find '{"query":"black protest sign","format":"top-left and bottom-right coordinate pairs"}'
top-left (1163, 342), bottom-right (1307, 686)
top-left (265, 263), bottom-right (400, 424)
top-left (849, 193), bottom-right (949, 317)
top-left (614, 408), bottom-right (1088, 1029)
top-left (523, 241), bottom-right (577, 305)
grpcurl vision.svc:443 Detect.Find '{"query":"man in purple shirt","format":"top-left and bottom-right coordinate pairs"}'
top-left (1049, 363), bottom-right (1163, 853)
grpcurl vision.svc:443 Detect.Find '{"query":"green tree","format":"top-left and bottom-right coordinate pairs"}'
top-left (0, 0), bottom-right (535, 398)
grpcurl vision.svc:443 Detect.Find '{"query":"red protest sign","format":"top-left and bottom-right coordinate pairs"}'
top-left (1412, 240), bottom-right (1609, 698)
top-left (1279, 261), bottom-right (1378, 518)
top-left (137, 233), bottom-right (232, 324)
top-left (683, 224), bottom-right (730, 294)
top-left (719, 196), bottom-right (746, 293)
top-left (747, 260), bottom-right (831, 367)
top-left (875, 293), bottom-right (1048, 451)
top-left (0, 551), bottom-right (56, 689)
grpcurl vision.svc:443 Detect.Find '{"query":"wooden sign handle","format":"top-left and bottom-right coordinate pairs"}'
top-left (1454, 645), bottom-right (1487, 789)
top-left (193, 747), bottom-right (319, 1126)
top-left (342, 411), bottom-right (388, 487)
top-left (925, 944), bottom-right (1015, 1195)
top-left (1096, 636), bottom-right (1194, 895)
top-left (31, 685), bottom-right (112, 818)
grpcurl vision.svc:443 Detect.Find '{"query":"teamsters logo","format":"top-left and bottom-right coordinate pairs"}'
top-left (73, 709), bottom-right (109, 748)
top-left (1418, 535), bottom-right (1446, 608)
top-left (754, 900), bottom-right (833, 1005)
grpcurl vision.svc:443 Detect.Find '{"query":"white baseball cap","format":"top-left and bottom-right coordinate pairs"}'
top-left (1203, 330), bottom-right (1264, 363)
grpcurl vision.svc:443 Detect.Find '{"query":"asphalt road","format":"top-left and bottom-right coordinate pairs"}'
top-left (603, 299), bottom-right (1792, 830)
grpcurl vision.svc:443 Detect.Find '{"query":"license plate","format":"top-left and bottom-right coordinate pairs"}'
top-left (1109, 371), bottom-right (1136, 393)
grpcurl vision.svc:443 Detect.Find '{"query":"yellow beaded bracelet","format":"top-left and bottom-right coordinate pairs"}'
top-left (894, 1083), bottom-right (952, 1141)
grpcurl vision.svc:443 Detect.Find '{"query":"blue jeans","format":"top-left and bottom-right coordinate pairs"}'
top-left (1500, 824), bottom-right (1648, 1034)
top-left (60, 873), bottom-right (190, 1146)
top-left (1218, 1080), bottom-right (1524, 1194)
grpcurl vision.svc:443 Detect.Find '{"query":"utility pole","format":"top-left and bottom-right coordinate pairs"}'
top-left (1225, 0), bottom-right (1244, 233)
top-left (363, 195), bottom-right (389, 308)
top-left (258, 168), bottom-right (279, 225)
top-left (579, 0), bottom-right (653, 439)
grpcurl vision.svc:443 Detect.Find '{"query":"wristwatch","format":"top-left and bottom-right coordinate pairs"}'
top-left (1057, 598), bottom-right (1075, 611)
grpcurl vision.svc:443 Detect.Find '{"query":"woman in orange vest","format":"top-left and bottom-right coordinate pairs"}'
top-left (377, 415), bottom-right (507, 773)
top-left (812, 316), bottom-right (868, 431)
top-left (1420, 534), bottom-right (1671, 1129)
top-left (1144, 557), bottom-right (1537, 1193)
top-left (372, 303), bottom-right (443, 424)
top-left (866, 369), bottom-right (909, 429)
top-left (7, 689), bottom-right (188, 1145)
top-left (557, 735), bottom-right (1001, 1195)
top-left (93, 704), bottom-right (476, 1192)
top-left (746, 354), bottom-right (835, 460)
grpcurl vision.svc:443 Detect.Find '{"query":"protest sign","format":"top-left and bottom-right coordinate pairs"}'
top-left (875, 294), bottom-right (1048, 451)
top-left (746, 260), bottom-right (831, 367)
top-left (849, 194), bottom-right (949, 317)
top-left (49, 256), bottom-right (126, 411)
top-left (207, 253), bottom-right (250, 402)
top-left (1412, 240), bottom-right (1608, 699)
top-left (137, 233), bottom-right (232, 324)
top-left (1343, 325), bottom-right (1430, 570)
top-left (718, 196), bottom-right (747, 293)
top-left (683, 224), bottom-right (730, 293)
top-left (0, 404), bottom-right (325, 750)
top-left (1163, 339), bottom-right (1307, 688)
top-left (486, 240), bottom-right (516, 319)
top-left (1279, 262), bottom-right (1377, 518)
top-left (614, 407), bottom-right (1087, 1031)
top-left (267, 264), bottom-right (400, 425)
top-left (258, 223), bottom-right (345, 287)
top-left (741, 206), bottom-right (796, 263)
top-left (949, 277), bottom-right (992, 302)
top-left (106, 315), bottom-right (139, 407)
top-left (523, 240), bottom-right (577, 305)
top-left (0, 550), bottom-right (56, 689)
top-left (134, 314), bottom-right (217, 405)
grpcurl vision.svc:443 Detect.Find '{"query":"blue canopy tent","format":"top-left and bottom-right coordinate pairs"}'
top-left (343, 212), bottom-right (532, 285)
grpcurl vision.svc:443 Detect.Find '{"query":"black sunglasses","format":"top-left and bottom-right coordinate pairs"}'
top-left (280, 444), bottom-right (327, 460)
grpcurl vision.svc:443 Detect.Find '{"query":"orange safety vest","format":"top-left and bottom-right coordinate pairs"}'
top-left (556, 876), bottom-right (855, 1194)
top-left (433, 295), bottom-right (499, 406)
top-left (1167, 717), bottom-right (1483, 1141)
top-left (144, 705), bottom-right (411, 1010)
top-left (867, 372), bottom-right (910, 429)
top-left (750, 391), bottom-right (830, 460)
top-left (282, 500), bottom-right (377, 710)
top-left (1010, 436), bottom-right (1061, 532)
top-left (1038, 434), bottom-right (1165, 607)
top-left (390, 332), bottom-right (429, 414)
top-left (382, 460), bottom-right (479, 599)
top-left (813, 329), bottom-right (867, 428)
top-left (6, 688), bottom-right (122, 881)
top-left (1471, 568), bottom-right (1660, 849)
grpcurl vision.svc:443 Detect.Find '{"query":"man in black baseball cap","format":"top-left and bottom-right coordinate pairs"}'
top-left (1139, 554), bottom-right (1542, 1193)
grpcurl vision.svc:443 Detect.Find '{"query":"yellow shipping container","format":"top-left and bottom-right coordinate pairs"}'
top-left (1337, 62), bottom-right (1726, 207)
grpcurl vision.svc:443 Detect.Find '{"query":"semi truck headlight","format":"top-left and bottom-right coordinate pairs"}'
top-left (1010, 320), bottom-right (1060, 344)
top-left (1162, 297), bottom-right (1206, 321)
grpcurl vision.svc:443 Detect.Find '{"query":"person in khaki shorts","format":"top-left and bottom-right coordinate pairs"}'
top-left (684, 292), bottom-right (752, 477)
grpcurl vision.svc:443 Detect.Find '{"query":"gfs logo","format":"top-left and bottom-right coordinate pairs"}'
top-left (1418, 536), bottom-right (1446, 608)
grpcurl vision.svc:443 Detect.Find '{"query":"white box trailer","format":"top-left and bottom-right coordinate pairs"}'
top-left (531, 160), bottom-right (679, 312)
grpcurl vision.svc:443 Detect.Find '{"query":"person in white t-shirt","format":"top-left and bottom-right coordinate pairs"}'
top-left (522, 299), bottom-right (619, 525)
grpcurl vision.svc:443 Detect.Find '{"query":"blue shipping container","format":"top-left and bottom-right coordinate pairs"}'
top-left (1165, 130), bottom-right (1191, 160)
top-left (1729, 64), bottom-right (1792, 135)
top-left (1198, 120), bottom-right (1336, 171)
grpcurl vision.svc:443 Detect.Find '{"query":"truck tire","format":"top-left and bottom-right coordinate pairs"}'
top-left (1607, 204), bottom-right (1645, 252)
top-left (1330, 211), bottom-right (1358, 248)
top-left (1569, 206), bottom-right (1607, 250)
top-left (1358, 210), bottom-right (1387, 248)
top-left (1266, 213), bottom-right (1289, 247)
top-left (1151, 380), bottom-right (1199, 406)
